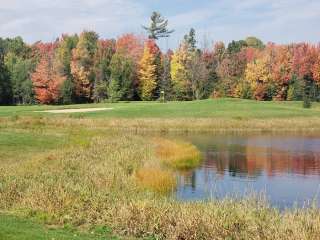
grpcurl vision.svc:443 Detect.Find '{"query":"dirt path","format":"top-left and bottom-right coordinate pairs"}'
top-left (35, 108), bottom-right (113, 113)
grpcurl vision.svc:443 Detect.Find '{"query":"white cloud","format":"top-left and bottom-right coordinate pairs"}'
top-left (166, 0), bottom-right (320, 46)
top-left (0, 0), bottom-right (147, 42)
top-left (0, 0), bottom-right (319, 47)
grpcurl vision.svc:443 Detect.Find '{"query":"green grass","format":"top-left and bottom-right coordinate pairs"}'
top-left (0, 214), bottom-right (119, 240)
top-left (1, 98), bottom-right (320, 119)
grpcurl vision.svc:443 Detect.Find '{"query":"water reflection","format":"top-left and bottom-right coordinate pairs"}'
top-left (175, 134), bottom-right (320, 208)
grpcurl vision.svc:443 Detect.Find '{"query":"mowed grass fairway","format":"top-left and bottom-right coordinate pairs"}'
top-left (1, 99), bottom-right (320, 239)
top-left (1, 98), bottom-right (320, 118)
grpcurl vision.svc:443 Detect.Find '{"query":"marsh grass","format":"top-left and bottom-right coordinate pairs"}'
top-left (135, 168), bottom-right (176, 194)
top-left (155, 138), bottom-right (202, 170)
top-left (1, 116), bottom-right (320, 239)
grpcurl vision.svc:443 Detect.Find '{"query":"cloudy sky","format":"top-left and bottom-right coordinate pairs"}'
top-left (0, 0), bottom-right (319, 48)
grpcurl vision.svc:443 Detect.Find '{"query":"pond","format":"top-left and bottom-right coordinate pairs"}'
top-left (172, 134), bottom-right (320, 209)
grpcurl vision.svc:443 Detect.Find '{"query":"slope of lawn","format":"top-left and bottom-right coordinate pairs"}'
top-left (1, 98), bottom-right (320, 119)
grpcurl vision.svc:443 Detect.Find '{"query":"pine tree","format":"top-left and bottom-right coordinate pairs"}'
top-left (143, 12), bottom-right (174, 40)
top-left (184, 28), bottom-right (197, 52)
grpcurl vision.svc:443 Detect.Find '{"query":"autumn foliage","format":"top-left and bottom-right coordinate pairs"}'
top-left (1, 30), bottom-right (320, 105)
top-left (139, 40), bottom-right (159, 100)
top-left (31, 42), bottom-right (65, 104)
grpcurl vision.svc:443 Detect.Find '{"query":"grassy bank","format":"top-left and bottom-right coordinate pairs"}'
top-left (1, 99), bottom-right (320, 239)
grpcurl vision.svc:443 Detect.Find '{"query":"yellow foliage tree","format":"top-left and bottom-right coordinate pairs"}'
top-left (170, 44), bottom-right (189, 99)
top-left (71, 31), bottom-right (98, 101)
top-left (139, 43), bottom-right (157, 100)
top-left (245, 56), bottom-right (272, 100)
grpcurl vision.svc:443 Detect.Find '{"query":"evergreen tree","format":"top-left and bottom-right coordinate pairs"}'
top-left (143, 12), bottom-right (174, 40)
top-left (92, 40), bottom-right (115, 102)
top-left (108, 53), bottom-right (134, 101)
top-left (0, 39), bottom-right (12, 105)
top-left (303, 75), bottom-right (313, 108)
top-left (227, 40), bottom-right (248, 54)
top-left (60, 78), bottom-right (73, 104)
top-left (184, 28), bottom-right (197, 52)
top-left (159, 53), bottom-right (173, 100)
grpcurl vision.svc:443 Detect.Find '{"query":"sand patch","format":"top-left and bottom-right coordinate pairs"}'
top-left (35, 108), bottom-right (113, 113)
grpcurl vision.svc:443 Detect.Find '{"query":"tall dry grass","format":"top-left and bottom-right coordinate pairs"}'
top-left (135, 168), bottom-right (176, 194)
top-left (4, 115), bottom-right (320, 134)
top-left (155, 138), bottom-right (202, 170)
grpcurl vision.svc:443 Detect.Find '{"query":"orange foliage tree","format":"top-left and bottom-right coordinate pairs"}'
top-left (271, 45), bottom-right (293, 100)
top-left (31, 42), bottom-right (65, 104)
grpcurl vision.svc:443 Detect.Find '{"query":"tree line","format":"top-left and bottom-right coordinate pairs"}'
top-left (0, 12), bottom-right (319, 106)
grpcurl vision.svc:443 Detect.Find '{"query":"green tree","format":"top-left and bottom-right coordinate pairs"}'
top-left (143, 12), bottom-right (174, 40)
top-left (56, 35), bottom-right (78, 104)
top-left (303, 75), bottom-right (314, 108)
top-left (60, 78), bottom-right (73, 104)
top-left (0, 39), bottom-right (12, 105)
top-left (184, 28), bottom-right (197, 52)
top-left (5, 54), bottom-right (34, 104)
top-left (227, 40), bottom-right (248, 54)
top-left (245, 37), bottom-right (265, 49)
top-left (1, 37), bottom-right (33, 104)
top-left (159, 53), bottom-right (173, 100)
top-left (108, 53), bottom-right (134, 101)
top-left (93, 40), bottom-right (116, 102)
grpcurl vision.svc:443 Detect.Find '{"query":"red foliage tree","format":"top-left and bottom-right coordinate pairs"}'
top-left (31, 42), bottom-right (65, 104)
top-left (116, 34), bottom-right (145, 64)
top-left (271, 45), bottom-right (293, 100)
top-left (312, 45), bottom-right (320, 85)
top-left (292, 43), bottom-right (318, 79)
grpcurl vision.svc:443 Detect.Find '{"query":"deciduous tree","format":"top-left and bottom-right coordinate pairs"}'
top-left (32, 43), bottom-right (65, 104)
top-left (71, 31), bottom-right (98, 102)
top-left (245, 55), bottom-right (272, 100)
top-left (139, 40), bottom-right (158, 100)
top-left (171, 44), bottom-right (189, 100)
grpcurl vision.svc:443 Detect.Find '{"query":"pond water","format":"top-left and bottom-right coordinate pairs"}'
top-left (172, 134), bottom-right (320, 209)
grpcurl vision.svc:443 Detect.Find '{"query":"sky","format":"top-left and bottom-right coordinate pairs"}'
top-left (0, 0), bottom-right (319, 49)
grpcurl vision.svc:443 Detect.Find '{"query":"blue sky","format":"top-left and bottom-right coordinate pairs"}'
top-left (0, 0), bottom-right (319, 48)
